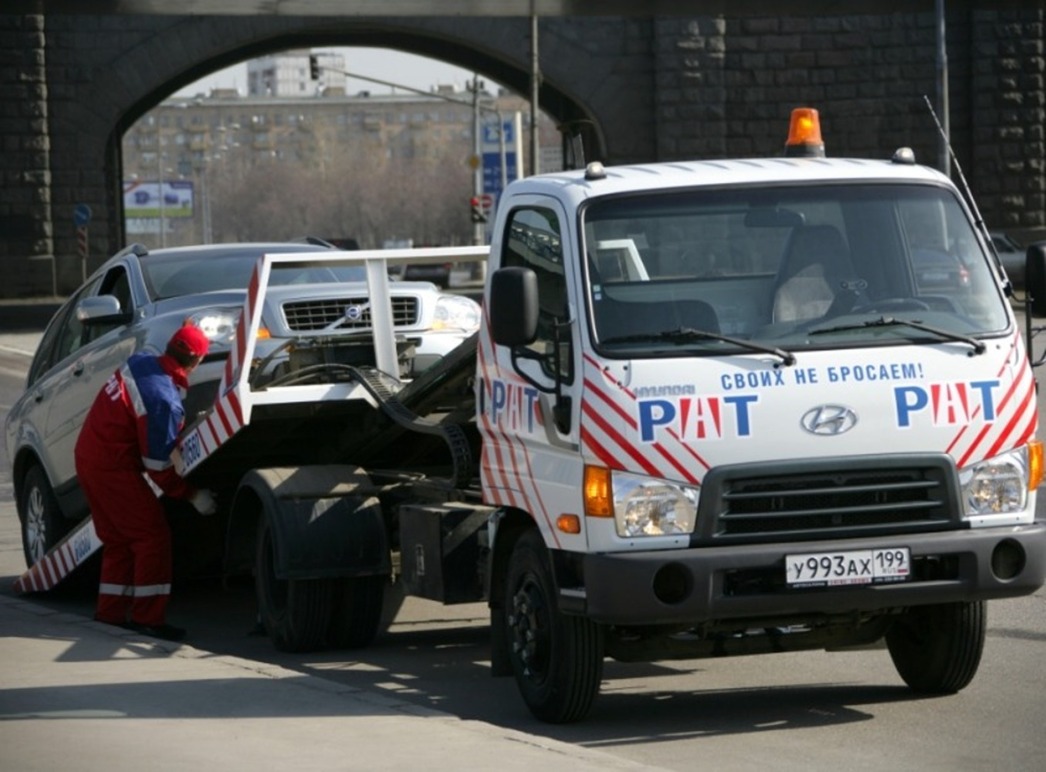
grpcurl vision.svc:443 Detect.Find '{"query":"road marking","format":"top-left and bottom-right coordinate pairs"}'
top-left (0, 343), bottom-right (34, 357)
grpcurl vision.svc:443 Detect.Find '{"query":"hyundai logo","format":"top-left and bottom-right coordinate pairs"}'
top-left (344, 303), bottom-right (368, 321)
top-left (800, 404), bottom-right (858, 436)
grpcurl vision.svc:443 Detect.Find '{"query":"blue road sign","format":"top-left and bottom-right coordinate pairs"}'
top-left (73, 203), bottom-right (92, 227)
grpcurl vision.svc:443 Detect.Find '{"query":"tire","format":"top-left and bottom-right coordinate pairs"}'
top-left (327, 574), bottom-right (386, 649)
top-left (18, 465), bottom-right (71, 567)
top-left (885, 601), bottom-right (986, 694)
top-left (504, 529), bottom-right (604, 723)
top-left (255, 517), bottom-right (333, 653)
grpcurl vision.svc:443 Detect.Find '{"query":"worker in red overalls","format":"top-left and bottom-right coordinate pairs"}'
top-left (74, 323), bottom-right (217, 641)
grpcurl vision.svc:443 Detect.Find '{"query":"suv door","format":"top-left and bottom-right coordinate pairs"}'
top-left (38, 265), bottom-right (138, 492)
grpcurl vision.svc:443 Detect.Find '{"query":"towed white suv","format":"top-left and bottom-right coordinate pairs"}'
top-left (4, 241), bottom-right (481, 567)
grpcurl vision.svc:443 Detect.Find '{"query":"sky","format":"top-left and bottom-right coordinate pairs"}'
top-left (175, 47), bottom-right (485, 97)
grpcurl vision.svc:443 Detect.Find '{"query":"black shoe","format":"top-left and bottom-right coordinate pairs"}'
top-left (126, 622), bottom-right (186, 642)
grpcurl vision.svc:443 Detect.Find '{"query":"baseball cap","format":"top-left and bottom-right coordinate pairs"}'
top-left (167, 324), bottom-right (210, 358)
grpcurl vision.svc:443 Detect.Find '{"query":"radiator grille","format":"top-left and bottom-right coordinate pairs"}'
top-left (282, 296), bottom-right (419, 332)
top-left (700, 459), bottom-right (959, 544)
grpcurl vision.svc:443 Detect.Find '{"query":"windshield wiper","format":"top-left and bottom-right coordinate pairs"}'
top-left (809, 316), bottom-right (986, 355)
top-left (600, 327), bottom-right (796, 366)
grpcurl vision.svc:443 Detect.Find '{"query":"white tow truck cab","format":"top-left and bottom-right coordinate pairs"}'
top-left (481, 107), bottom-right (1045, 721)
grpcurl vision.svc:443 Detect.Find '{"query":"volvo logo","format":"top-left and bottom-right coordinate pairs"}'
top-left (344, 303), bottom-right (368, 321)
top-left (800, 404), bottom-right (858, 436)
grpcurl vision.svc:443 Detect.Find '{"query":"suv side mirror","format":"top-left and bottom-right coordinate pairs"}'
top-left (76, 295), bottom-right (131, 325)
top-left (489, 267), bottom-right (539, 346)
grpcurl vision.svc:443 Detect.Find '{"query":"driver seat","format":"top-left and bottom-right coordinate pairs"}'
top-left (772, 224), bottom-right (856, 323)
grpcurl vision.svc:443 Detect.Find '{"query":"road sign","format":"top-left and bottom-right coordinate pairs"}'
top-left (73, 203), bottom-right (92, 228)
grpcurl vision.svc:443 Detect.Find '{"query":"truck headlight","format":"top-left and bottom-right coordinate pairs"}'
top-left (610, 470), bottom-right (698, 537)
top-left (432, 294), bottom-right (481, 333)
top-left (959, 446), bottom-right (1029, 517)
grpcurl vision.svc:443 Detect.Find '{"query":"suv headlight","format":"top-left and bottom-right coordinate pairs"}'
top-left (610, 470), bottom-right (698, 537)
top-left (185, 308), bottom-right (240, 345)
top-left (432, 294), bottom-right (481, 333)
top-left (959, 446), bottom-right (1029, 517)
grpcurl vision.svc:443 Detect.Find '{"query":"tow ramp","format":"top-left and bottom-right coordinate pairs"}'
top-left (13, 517), bottom-right (101, 594)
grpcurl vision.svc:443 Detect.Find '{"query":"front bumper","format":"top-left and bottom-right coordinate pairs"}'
top-left (575, 523), bottom-right (1046, 626)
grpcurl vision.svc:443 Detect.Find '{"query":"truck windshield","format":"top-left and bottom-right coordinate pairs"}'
top-left (582, 183), bottom-right (1009, 358)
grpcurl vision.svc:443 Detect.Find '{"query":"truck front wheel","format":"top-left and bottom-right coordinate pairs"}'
top-left (885, 601), bottom-right (986, 694)
top-left (504, 529), bottom-right (604, 723)
top-left (255, 517), bottom-right (333, 652)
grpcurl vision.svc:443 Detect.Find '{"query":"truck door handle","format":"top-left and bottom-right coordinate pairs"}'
top-left (33, 389), bottom-right (44, 403)
top-left (72, 361), bottom-right (84, 377)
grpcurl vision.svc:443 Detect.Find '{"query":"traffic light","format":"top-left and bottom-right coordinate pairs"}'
top-left (309, 54), bottom-right (320, 80)
top-left (470, 196), bottom-right (487, 224)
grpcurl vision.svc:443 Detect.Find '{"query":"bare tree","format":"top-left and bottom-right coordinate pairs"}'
top-left (208, 134), bottom-right (473, 247)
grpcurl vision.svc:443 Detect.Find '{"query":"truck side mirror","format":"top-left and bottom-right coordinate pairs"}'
top-left (489, 267), bottom-right (539, 346)
top-left (1026, 243), bottom-right (1046, 318)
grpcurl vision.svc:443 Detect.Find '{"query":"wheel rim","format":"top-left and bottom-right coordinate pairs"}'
top-left (25, 485), bottom-right (47, 564)
top-left (508, 574), bottom-right (551, 683)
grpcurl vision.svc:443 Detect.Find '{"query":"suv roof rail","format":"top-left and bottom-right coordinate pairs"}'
top-left (289, 236), bottom-right (336, 247)
top-left (116, 242), bottom-right (149, 258)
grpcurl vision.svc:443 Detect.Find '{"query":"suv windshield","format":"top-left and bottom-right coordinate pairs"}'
top-left (583, 183), bottom-right (1009, 358)
top-left (142, 247), bottom-right (365, 300)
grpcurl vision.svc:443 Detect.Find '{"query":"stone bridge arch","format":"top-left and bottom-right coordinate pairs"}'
top-left (5, 7), bottom-right (1045, 297)
top-left (16, 14), bottom-right (655, 294)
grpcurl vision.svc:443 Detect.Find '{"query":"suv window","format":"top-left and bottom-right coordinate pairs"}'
top-left (52, 277), bottom-right (102, 367)
top-left (25, 277), bottom-right (101, 387)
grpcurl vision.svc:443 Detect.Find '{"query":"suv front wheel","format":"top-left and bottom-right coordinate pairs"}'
top-left (18, 464), bottom-right (71, 567)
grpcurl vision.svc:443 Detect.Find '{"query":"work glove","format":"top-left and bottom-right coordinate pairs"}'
top-left (190, 488), bottom-right (217, 516)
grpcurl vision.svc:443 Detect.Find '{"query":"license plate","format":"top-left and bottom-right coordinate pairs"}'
top-left (785, 547), bottom-right (910, 587)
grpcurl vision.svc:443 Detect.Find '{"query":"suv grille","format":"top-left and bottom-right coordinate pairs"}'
top-left (696, 456), bottom-right (961, 544)
top-left (282, 296), bottom-right (419, 332)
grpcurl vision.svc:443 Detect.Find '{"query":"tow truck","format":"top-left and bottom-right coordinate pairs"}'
top-left (16, 108), bottom-right (1046, 723)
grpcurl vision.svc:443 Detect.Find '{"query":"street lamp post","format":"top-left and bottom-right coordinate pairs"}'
top-left (324, 64), bottom-right (518, 188)
top-left (470, 75), bottom-right (484, 247)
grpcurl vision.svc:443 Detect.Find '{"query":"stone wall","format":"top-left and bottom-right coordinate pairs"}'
top-left (0, 13), bottom-right (54, 295)
top-left (648, 9), bottom-right (1046, 243)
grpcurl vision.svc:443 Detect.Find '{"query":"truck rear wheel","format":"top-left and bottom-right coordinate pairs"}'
top-left (504, 529), bottom-right (603, 723)
top-left (255, 517), bottom-right (333, 652)
top-left (885, 601), bottom-right (986, 694)
top-left (327, 574), bottom-right (386, 649)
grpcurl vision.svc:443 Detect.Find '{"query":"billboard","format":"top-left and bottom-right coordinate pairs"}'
top-left (123, 179), bottom-right (194, 218)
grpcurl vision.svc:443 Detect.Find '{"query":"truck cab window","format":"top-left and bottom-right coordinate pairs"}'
top-left (502, 206), bottom-right (572, 383)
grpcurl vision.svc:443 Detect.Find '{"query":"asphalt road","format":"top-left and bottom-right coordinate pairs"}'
top-left (1, 300), bottom-right (1045, 770)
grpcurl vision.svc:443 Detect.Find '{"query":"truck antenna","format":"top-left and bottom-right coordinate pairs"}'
top-left (922, 94), bottom-right (990, 239)
top-left (923, 95), bottom-right (1034, 351)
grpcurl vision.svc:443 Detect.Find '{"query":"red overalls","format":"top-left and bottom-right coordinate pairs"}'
top-left (74, 352), bottom-right (196, 627)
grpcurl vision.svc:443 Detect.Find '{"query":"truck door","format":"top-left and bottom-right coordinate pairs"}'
top-left (480, 196), bottom-right (587, 548)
